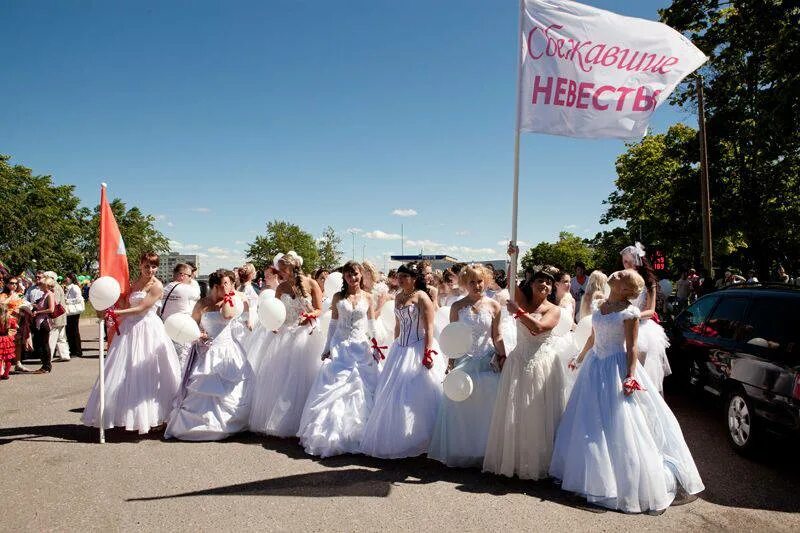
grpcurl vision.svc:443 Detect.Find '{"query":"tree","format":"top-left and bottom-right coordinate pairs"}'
top-left (317, 226), bottom-right (343, 270)
top-left (0, 155), bottom-right (85, 274)
top-left (599, 124), bottom-right (704, 272)
top-left (246, 220), bottom-right (320, 272)
top-left (659, 1), bottom-right (800, 275)
top-left (520, 232), bottom-right (594, 272)
top-left (76, 199), bottom-right (171, 278)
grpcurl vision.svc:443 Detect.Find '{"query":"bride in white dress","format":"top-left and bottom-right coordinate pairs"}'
top-left (297, 261), bottom-right (382, 457)
top-left (360, 262), bottom-right (446, 459)
top-left (483, 260), bottom-right (567, 480)
top-left (244, 263), bottom-right (282, 370)
top-left (621, 243), bottom-right (671, 394)
top-left (82, 252), bottom-right (181, 434)
top-left (550, 270), bottom-right (704, 513)
top-left (165, 268), bottom-right (253, 441)
top-left (249, 251), bottom-right (325, 437)
top-left (429, 264), bottom-right (504, 468)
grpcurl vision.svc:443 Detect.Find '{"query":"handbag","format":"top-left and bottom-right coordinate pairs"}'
top-left (66, 300), bottom-right (85, 316)
top-left (51, 302), bottom-right (66, 319)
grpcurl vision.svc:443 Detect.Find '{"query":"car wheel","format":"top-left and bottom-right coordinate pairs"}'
top-left (726, 392), bottom-right (758, 454)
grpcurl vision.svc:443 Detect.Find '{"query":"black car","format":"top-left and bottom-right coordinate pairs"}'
top-left (669, 283), bottom-right (800, 454)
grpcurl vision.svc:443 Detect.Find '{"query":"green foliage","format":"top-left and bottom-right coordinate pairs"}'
top-left (317, 226), bottom-right (344, 270)
top-left (599, 124), bottom-right (703, 272)
top-left (657, 1), bottom-right (800, 274)
top-left (246, 220), bottom-right (320, 273)
top-left (0, 155), bottom-right (86, 274)
top-left (0, 154), bottom-right (170, 278)
top-left (520, 232), bottom-right (594, 272)
top-left (76, 199), bottom-right (171, 278)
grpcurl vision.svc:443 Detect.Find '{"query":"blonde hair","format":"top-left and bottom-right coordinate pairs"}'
top-left (361, 261), bottom-right (379, 284)
top-left (459, 263), bottom-right (491, 287)
top-left (579, 270), bottom-right (610, 320)
top-left (240, 263), bottom-right (256, 283)
top-left (616, 269), bottom-right (645, 298)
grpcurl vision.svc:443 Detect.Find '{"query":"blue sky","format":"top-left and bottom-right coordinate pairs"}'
top-left (2, 0), bottom-right (696, 274)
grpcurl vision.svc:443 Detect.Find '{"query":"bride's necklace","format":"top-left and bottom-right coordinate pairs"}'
top-left (397, 289), bottom-right (415, 306)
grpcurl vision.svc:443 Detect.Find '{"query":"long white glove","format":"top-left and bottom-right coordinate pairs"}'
top-left (321, 318), bottom-right (338, 359)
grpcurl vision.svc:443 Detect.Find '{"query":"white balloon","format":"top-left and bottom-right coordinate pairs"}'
top-left (226, 294), bottom-right (244, 319)
top-left (163, 313), bottom-right (201, 344)
top-left (435, 306), bottom-right (451, 337)
top-left (318, 309), bottom-right (332, 335)
top-left (258, 289), bottom-right (276, 306)
top-left (258, 297), bottom-right (287, 330)
top-left (88, 276), bottom-right (121, 310)
top-left (552, 307), bottom-right (573, 336)
top-left (443, 369), bottom-right (474, 402)
top-left (573, 316), bottom-right (593, 352)
top-left (379, 300), bottom-right (395, 331)
top-left (324, 272), bottom-right (343, 298)
top-left (439, 321), bottom-right (472, 358)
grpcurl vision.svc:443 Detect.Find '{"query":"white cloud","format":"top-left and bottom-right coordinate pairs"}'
top-left (455, 230), bottom-right (470, 236)
top-left (167, 221), bottom-right (174, 227)
top-left (391, 208), bottom-right (418, 217)
top-left (155, 214), bottom-right (166, 220)
top-left (207, 246), bottom-right (228, 255)
top-left (497, 239), bottom-right (529, 247)
top-left (169, 239), bottom-right (183, 248)
top-left (190, 207), bottom-right (211, 213)
top-left (406, 239), bottom-right (440, 249)
top-left (563, 224), bottom-right (578, 230)
top-left (364, 230), bottom-right (402, 240)
top-left (346, 227), bottom-right (363, 234)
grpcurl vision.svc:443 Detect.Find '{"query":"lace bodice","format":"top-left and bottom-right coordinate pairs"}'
top-left (457, 305), bottom-right (494, 359)
top-left (590, 305), bottom-right (640, 358)
top-left (280, 293), bottom-right (313, 328)
top-left (395, 303), bottom-right (425, 347)
top-left (333, 296), bottom-right (370, 343)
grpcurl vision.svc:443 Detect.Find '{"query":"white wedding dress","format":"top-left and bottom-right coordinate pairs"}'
top-left (550, 305), bottom-right (704, 513)
top-left (248, 294), bottom-right (324, 437)
top-left (483, 317), bottom-right (567, 480)
top-left (360, 303), bottom-right (446, 459)
top-left (632, 290), bottom-right (672, 393)
top-left (165, 311), bottom-right (253, 440)
top-left (297, 297), bottom-right (381, 457)
top-left (82, 290), bottom-right (181, 434)
top-left (428, 304), bottom-right (500, 468)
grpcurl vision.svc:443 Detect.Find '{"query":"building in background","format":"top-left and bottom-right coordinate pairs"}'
top-left (157, 252), bottom-right (200, 282)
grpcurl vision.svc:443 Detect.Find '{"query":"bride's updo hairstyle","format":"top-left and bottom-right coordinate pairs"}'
top-left (397, 262), bottom-right (431, 297)
top-left (338, 261), bottom-right (365, 298)
top-left (279, 252), bottom-right (308, 298)
top-left (208, 269), bottom-right (235, 291)
top-left (459, 263), bottom-right (491, 291)
top-left (520, 265), bottom-right (556, 301)
top-left (612, 269), bottom-right (645, 300)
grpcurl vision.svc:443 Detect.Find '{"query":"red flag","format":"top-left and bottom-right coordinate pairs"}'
top-left (99, 183), bottom-right (129, 296)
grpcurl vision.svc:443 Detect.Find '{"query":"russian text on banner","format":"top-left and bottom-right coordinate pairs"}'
top-left (519, 0), bottom-right (707, 139)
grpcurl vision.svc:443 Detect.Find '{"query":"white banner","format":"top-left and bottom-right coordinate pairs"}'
top-left (519, 0), bottom-right (707, 139)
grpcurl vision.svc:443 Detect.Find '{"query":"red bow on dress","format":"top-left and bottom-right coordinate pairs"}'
top-left (422, 348), bottom-right (438, 369)
top-left (370, 337), bottom-right (388, 363)
top-left (104, 307), bottom-right (121, 336)
top-left (513, 309), bottom-right (527, 320)
top-left (222, 291), bottom-right (236, 307)
top-left (623, 374), bottom-right (646, 395)
top-left (300, 312), bottom-right (317, 332)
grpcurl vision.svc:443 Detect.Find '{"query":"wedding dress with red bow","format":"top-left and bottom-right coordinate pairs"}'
top-left (297, 295), bottom-right (381, 457)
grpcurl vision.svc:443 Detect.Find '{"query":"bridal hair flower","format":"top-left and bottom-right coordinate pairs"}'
top-left (620, 242), bottom-right (646, 267)
top-left (285, 250), bottom-right (303, 267)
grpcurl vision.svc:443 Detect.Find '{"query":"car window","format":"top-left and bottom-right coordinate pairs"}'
top-left (703, 297), bottom-right (749, 341)
top-left (681, 295), bottom-right (719, 331)
top-left (741, 297), bottom-right (800, 355)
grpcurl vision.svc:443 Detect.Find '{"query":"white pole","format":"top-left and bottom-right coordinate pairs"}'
top-left (509, 0), bottom-right (525, 302)
top-left (98, 319), bottom-right (105, 444)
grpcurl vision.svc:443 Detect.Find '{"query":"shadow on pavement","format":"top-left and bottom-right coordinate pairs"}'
top-left (0, 423), bottom-right (164, 445)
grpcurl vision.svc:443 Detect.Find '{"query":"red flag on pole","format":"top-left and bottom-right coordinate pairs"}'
top-left (99, 183), bottom-right (129, 296)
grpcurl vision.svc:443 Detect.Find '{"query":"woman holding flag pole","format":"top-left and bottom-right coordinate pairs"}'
top-left (81, 251), bottom-right (182, 435)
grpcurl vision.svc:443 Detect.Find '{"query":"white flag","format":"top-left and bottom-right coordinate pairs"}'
top-left (519, 0), bottom-right (707, 139)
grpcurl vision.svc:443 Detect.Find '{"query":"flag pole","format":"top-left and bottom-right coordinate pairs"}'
top-left (98, 319), bottom-right (105, 444)
top-left (508, 0), bottom-right (525, 302)
top-left (98, 182), bottom-right (107, 444)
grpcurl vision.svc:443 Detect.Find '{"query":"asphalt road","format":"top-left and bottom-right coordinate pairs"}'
top-left (1, 320), bottom-right (798, 531)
